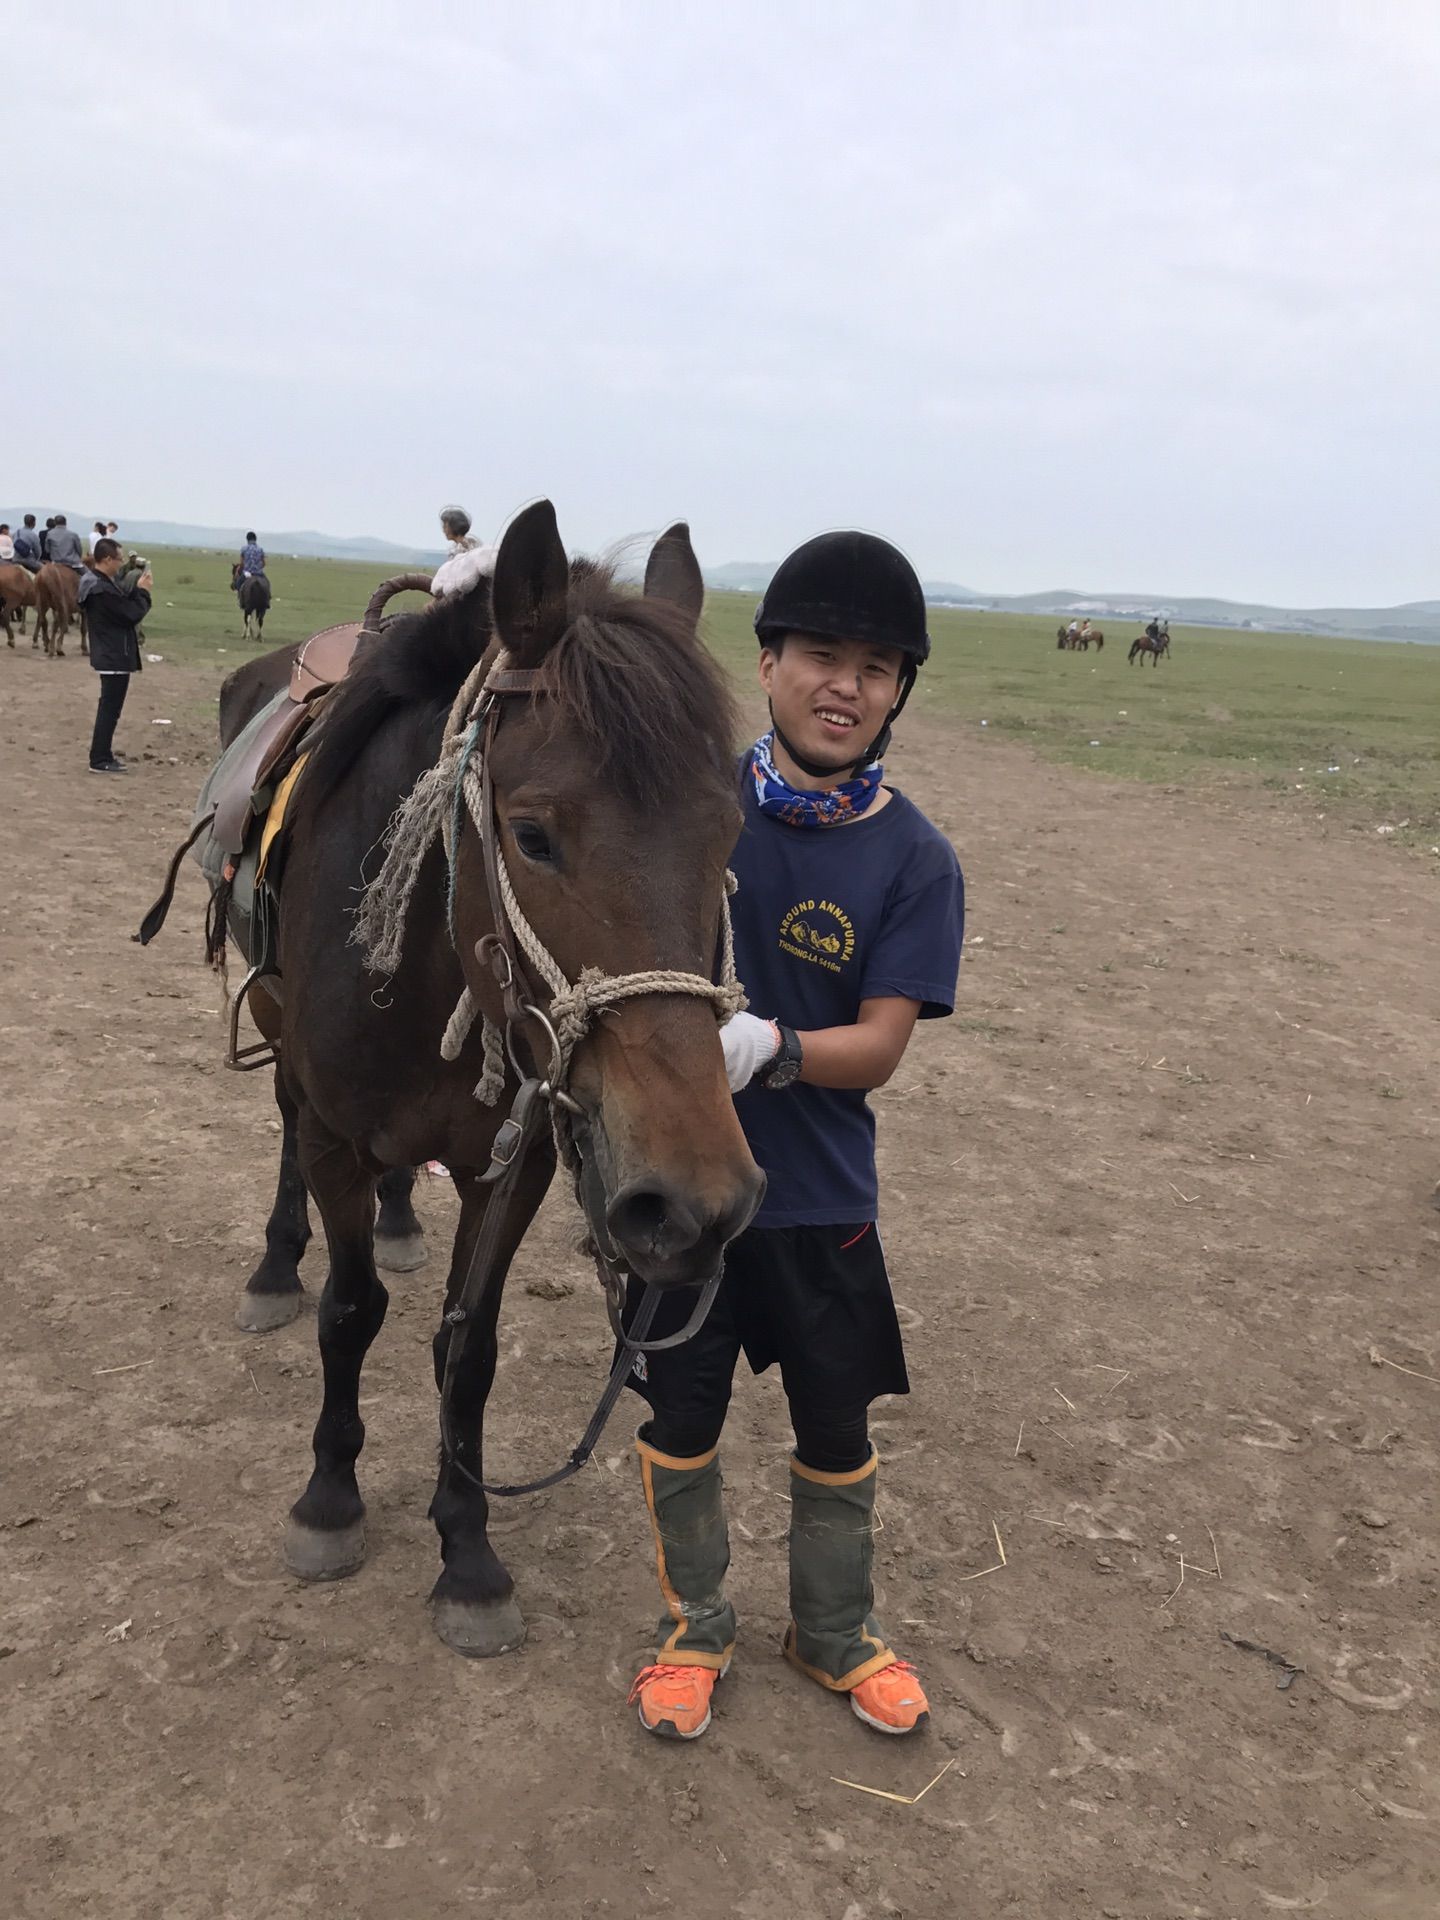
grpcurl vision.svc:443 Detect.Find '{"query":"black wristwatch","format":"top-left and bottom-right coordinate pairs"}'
top-left (755, 1023), bottom-right (803, 1090)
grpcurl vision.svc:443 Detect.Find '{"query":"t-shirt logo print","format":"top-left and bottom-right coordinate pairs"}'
top-left (778, 898), bottom-right (856, 975)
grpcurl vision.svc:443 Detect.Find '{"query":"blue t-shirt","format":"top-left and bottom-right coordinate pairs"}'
top-left (731, 764), bottom-right (964, 1227)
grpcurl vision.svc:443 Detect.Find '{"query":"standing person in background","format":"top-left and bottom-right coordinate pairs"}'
top-left (91, 520), bottom-right (108, 553)
top-left (79, 539), bottom-right (152, 774)
top-left (46, 515), bottom-right (83, 570)
top-left (106, 520), bottom-right (121, 544)
top-left (0, 524), bottom-right (14, 562)
top-left (39, 517), bottom-right (56, 560)
top-left (13, 515), bottom-right (42, 568)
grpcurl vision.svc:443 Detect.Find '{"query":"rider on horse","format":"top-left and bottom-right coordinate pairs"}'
top-left (233, 532), bottom-right (266, 591)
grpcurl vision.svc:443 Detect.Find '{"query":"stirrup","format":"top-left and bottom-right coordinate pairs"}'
top-left (225, 962), bottom-right (280, 1072)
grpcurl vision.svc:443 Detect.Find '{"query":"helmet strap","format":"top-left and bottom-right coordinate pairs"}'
top-left (767, 662), bottom-right (917, 783)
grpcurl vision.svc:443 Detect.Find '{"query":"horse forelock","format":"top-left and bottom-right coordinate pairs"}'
top-left (525, 564), bottom-right (738, 810)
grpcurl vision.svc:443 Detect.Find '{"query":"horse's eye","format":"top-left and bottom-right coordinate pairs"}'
top-left (510, 819), bottom-right (557, 866)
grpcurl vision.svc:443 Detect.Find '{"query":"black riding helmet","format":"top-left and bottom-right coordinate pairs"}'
top-left (753, 530), bottom-right (931, 778)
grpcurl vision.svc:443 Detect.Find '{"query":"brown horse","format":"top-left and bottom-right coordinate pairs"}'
top-left (1128, 633), bottom-right (1170, 666)
top-left (34, 562), bottom-right (84, 657)
top-left (227, 503), bottom-right (762, 1654)
top-left (0, 562), bottom-right (39, 646)
top-left (232, 562), bottom-right (272, 641)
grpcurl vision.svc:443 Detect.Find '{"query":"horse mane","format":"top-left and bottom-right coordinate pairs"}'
top-left (296, 559), bottom-right (739, 823)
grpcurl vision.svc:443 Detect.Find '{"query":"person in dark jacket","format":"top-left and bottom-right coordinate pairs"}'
top-left (13, 515), bottom-right (42, 568)
top-left (78, 539), bottom-right (152, 773)
top-left (39, 517), bottom-right (56, 561)
top-left (46, 514), bottom-right (83, 570)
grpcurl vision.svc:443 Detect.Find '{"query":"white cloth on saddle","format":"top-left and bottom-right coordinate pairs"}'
top-left (431, 544), bottom-right (498, 599)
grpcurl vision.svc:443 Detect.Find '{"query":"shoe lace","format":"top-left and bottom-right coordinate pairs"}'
top-left (862, 1660), bottom-right (920, 1694)
top-left (628, 1663), bottom-right (707, 1706)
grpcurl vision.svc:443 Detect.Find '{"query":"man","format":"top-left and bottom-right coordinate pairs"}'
top-left (626, 531), bottom-right (964, 1743)
top-left (39, 517), bottom-right (56, 561)
top-left (236, 531), bottom-right (266, 584)
top-left (46, 514), bottom-right (83, 570)
top-left (1066, 618), bottom-right (1081, 644)
top-left (13, 514), bottom-right (42, 569)
top-left (78, 539), bottom-right (152, 773)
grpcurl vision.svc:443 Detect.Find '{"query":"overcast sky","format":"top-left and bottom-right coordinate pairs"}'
top-left (10, 4), bottom-right (1437, 605)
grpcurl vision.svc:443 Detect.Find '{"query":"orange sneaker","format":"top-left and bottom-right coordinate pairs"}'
top-left (849, 1660), bottom-right (930, 1735)
top-left (629, 1661), bottom-right (727, 1740)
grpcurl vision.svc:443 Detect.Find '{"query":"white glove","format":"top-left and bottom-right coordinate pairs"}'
top-left (720, 1012), bottom-right (780, 1092)
top-left (431, 544), bottom-right (498, 598)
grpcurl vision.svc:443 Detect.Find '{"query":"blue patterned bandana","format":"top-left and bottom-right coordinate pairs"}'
top-left (749, 732), bottom-right (884, 829)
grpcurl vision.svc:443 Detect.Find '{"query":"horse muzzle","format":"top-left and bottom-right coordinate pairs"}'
top-left (604, 1167), bottom-right (765, 1288)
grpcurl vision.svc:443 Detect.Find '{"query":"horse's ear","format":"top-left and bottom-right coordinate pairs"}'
top-left (490, 499), bottom-right (570, 667)
top-left (643, 522), bottom-right (704, 626)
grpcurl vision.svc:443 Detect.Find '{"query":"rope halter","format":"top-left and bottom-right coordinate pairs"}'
top-left (437, 652), bottom-right (745, 1116)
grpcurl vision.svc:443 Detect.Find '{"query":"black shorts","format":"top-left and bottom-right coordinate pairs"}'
top-left (622, 1221), bottom-right (909, 1420)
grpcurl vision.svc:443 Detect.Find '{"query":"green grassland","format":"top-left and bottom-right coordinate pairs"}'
top-left (132, 547), bottom-right (1440, 846)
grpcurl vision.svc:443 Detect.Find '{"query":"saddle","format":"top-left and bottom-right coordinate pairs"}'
top-left (206, 570), bottom-right (433, 857)
top-left (135, 573), bottom-right (434, 1008)
top-left (211, 622), bottom-right (365, 856)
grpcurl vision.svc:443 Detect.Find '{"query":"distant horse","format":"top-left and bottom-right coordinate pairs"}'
top-left (233, 563), bottom-right (272, 641)
top-left (0, 562), bottom-right (39, 646)
top-left (1085, 627), bottom-right (1104, 652)
top-left (34, 563), bottom-right (83, 657)
top-left (1128, 632), bottom-right (1170, 666)
top-left (174, 504), bottom-right (762, 1655)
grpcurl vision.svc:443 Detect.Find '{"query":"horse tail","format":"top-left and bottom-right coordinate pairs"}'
top-left (135, 810), bottom-right (217, 946)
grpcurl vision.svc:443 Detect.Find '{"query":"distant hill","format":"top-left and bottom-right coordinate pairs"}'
top-left (700, 562), bottom-right (1440, 645)
top-left (0, 511), bottom-right (441, 567)
top-left (705, 559), bottom-right (983, 603)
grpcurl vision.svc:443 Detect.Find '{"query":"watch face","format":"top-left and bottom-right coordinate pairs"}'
top-left (764, 1054), bottom-right (801, 1089)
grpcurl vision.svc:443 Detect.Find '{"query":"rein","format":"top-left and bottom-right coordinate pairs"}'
top-left (435, 651), bottom-right (742, 1500)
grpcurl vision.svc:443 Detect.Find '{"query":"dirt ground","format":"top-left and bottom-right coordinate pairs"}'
top-left (2, 642), bottom-right (1437, 1920)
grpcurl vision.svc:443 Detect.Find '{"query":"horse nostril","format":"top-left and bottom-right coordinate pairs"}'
top-left (606, 1181), bottom-right (701, 1262)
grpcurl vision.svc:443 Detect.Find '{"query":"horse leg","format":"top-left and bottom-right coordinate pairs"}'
top-left (236, 1061), bottom-right (310, 1332)
top-left (375, 1166), bottom-right (427, 1273)
top-left (282, 1110), bottom-right (389, 1582)
top-left (428, 1146), bottom-right (555, 1657)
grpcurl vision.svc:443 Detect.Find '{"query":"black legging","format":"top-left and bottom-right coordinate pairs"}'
top-left (90, 673), bottom-right (130, 766)
top-left (647, 1399), bottom-right (871, 1476)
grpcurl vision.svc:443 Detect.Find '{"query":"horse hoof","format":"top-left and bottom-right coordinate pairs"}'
top-left (284, 1517), bottom-right (366, 1582)
top-left (235, 1287), bottom-right (304, 1333)
top-left (375, 1232), bottom-right (427, 1274)
top-left (430, 1592), bottom-right (527, 1658)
